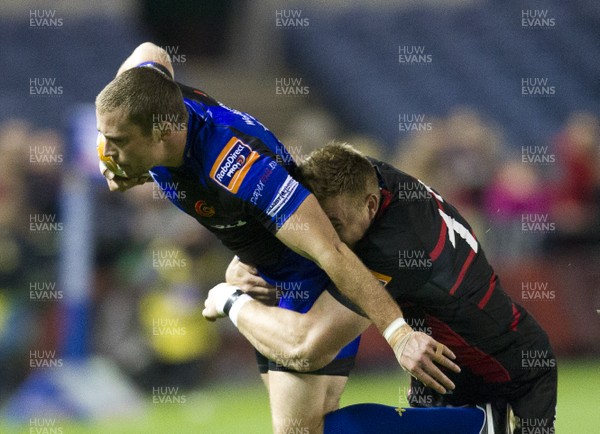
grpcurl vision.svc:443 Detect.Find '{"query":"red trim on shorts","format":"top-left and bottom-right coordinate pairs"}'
top-left (426, 314), bottom-right (512, 383)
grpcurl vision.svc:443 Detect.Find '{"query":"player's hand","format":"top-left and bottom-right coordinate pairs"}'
top-left (100, 161), bottom-right (151, 192)
top-left (386, 321), bottom-right (460, 394)
top-left (202, 282), bottom-right (239, 321)
top-left (225, 256), bottom-right (277, 305)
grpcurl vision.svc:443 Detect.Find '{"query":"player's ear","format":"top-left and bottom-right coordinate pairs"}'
top-left (153, 121), bottom-right (172, 141)
top-left (366, 192), bottom-right (379, 219)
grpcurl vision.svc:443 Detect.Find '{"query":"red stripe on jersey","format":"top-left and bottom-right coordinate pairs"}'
top-left (193, 89), bottom-right (207, 96)
top-left (429, 218), bottom-right (447, 261)
top-left (426, 314), bottom-right (512, 383)
top-left (510, 303), bottom-right (521, 331)
top-left (449, 249), bottom-right (476, 296)
top-left (477, 273), bottom-right (497, 310)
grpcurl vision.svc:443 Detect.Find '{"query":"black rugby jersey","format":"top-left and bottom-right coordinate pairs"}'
top-left (337, 159), bottom-right (549, 384)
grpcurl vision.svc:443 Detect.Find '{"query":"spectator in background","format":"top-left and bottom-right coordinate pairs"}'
top-left (549, 112), bottom-right (600, 245)
top-left (0, 119), bottom-right (63, 400)
top-left (394, 107), bottom-right (504, 241)
top-left (93, 181), bottom-right (228, 390)
top-left (483, 161), bottom-right (549, 263)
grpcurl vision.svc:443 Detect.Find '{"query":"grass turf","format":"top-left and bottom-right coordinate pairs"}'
top-left (2, 359), bottom-right (597, 433)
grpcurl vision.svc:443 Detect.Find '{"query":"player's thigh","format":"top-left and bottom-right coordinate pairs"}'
top-left (260, 372), bottom-right (269, 390)
top-left (268, 370), bottom-right (347, 434)
top-left (509, 368), bottom-right (557, 433)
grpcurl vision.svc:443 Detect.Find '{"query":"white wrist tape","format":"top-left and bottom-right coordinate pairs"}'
top-left (228, 294), bottom-right (252, 327)
top-left (212, 283), bottom-right (241, 315)
top-left (383, 317), bottom-right (408, 342)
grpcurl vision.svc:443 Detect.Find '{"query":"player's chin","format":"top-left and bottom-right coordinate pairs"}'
top-left (119, 165), bottom-right (139, 178)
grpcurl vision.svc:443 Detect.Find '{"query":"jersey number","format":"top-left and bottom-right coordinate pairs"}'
top-left (419, 180), bottom-right (479, 253)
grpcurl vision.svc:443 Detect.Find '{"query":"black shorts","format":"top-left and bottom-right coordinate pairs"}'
top-left (255, 350), bottom-right (356, 377)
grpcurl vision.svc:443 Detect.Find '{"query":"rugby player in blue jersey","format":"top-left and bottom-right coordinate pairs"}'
top-left (205, 143), bottom-right (556, 434)
top-left (95, 43), bottom-right (459, 433)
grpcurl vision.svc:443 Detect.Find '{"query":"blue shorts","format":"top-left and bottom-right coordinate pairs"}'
top-left (256, 248), bottom-right (361, 376)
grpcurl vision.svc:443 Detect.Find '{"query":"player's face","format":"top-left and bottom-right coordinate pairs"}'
top-left (319, 193), bottom-right (373, 248)
top-left (96, 108), bottom-right (159, 178)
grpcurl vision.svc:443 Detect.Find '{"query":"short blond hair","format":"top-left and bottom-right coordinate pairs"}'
top-left (96, 67), bottom-right (187, 136)
top-left (297, 142), bottom-right (379, 202)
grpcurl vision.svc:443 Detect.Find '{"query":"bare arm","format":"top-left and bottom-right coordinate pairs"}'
top-left (274, 195), bottom-right (460, 392)
top-left (116, 42), bottom-right (174, 77)
top-left (275, 194), bottom-right (401, 333)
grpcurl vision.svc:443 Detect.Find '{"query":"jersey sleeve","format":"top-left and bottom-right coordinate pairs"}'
top-left (206, 133), bottom-right (311, 233)
top-left (136, 61), bottom-right (174, 79)
top-left (326, 283), bottom-right (368, 318)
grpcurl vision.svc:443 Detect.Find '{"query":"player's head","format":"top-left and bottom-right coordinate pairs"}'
top-left (297, 142), bottom-right (380, 247)
top-left (95, 67), bottom-right (188, 177)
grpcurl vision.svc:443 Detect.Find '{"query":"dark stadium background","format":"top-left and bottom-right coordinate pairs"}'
top-left (0, 0), bottom-right (598, 432)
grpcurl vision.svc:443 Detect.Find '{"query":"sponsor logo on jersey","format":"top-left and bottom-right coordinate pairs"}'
top-left (370, 270), bottom-right (392, 287)
top-left (210, 220), bottom-right (247, 230)
top-left (194, 200), bottom-right (215, 217)
top-left (210, 137), bottom-right (259, 193)
top-left (251, 161), bottom-right (277, 206)
top-left (266, 175), bottom-right (299, 217)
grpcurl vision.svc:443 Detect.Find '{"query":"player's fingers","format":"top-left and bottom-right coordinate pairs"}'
top-left (442, 343), bottom-right (457, 360)
top-left (245, 286), bottom-right (277, 305)
top-left (434, 345), bottom-right (460, 373)
top-left (411, 368), bottom-right (447, 395)
top-left (201, 308), bottom-right (217, 321)
top-left (236, 275), bottom-right (272, 293)
top-left (239, 261), bottom-right (259, 275)
top-left (247, 274), bottom-right (272, 288)
top-left (99, 161), bottom-right (115, 180)
top-left (422, 360), bottom-right (456, 392)
top-left (244, 284), bottom-right (274, 296)
top-left (106, 178), bottom-right (120, 192)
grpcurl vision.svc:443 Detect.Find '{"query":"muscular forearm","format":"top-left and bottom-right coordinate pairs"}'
top-left (275, 195), bottom-right (404, 333)
top-left (320, 243), bottom-right (403, 333)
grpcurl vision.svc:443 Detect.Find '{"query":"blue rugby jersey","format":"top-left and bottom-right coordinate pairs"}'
top-left (138, 64), bottom-right (361, 367)
top-left (150, 81), bottom-right (311, 270)
top-left (150, 80), bottom-right (348, 312)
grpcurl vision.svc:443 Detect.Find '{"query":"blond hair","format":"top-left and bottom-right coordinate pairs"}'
top-left (95, 67), bottom-right (187, 136)
top-left (297, 142), bottom-right (379, 202)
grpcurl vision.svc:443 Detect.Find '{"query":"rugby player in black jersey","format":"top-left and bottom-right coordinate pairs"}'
top-left (205, 143), bottom-right (557, 433)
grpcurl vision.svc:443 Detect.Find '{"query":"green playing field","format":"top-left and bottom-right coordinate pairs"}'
top-left (2, 359), bottom-right (597, 433)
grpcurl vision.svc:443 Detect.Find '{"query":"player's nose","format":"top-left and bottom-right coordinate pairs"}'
top-left (103, 141), bottom-right (116, 158)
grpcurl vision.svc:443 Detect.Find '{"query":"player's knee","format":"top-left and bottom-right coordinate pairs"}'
top-left (279, 333), bottom-right (328, 372)
top-left (293, 346), bottom-right (335, 372)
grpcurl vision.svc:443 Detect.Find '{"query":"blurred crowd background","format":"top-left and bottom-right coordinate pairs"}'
top-left (0, 0), bottom-right (599, 423)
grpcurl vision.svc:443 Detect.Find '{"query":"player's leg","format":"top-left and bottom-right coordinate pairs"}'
top-left (256, 350), bottom-right (270, 390)
top-left (324, 404), bottom-right (486, 434)
top-left (268, 370), bottom-right (348, 434)
top-left (267, 336), bottom-right (359, 434)
top-left (509, 367), bottom-right (557, 434)
top-left (408, 375), bottom-right (514, 433)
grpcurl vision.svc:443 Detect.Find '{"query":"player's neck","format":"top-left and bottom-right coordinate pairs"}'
top-left (158, 129), bottom-right (188, 167)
